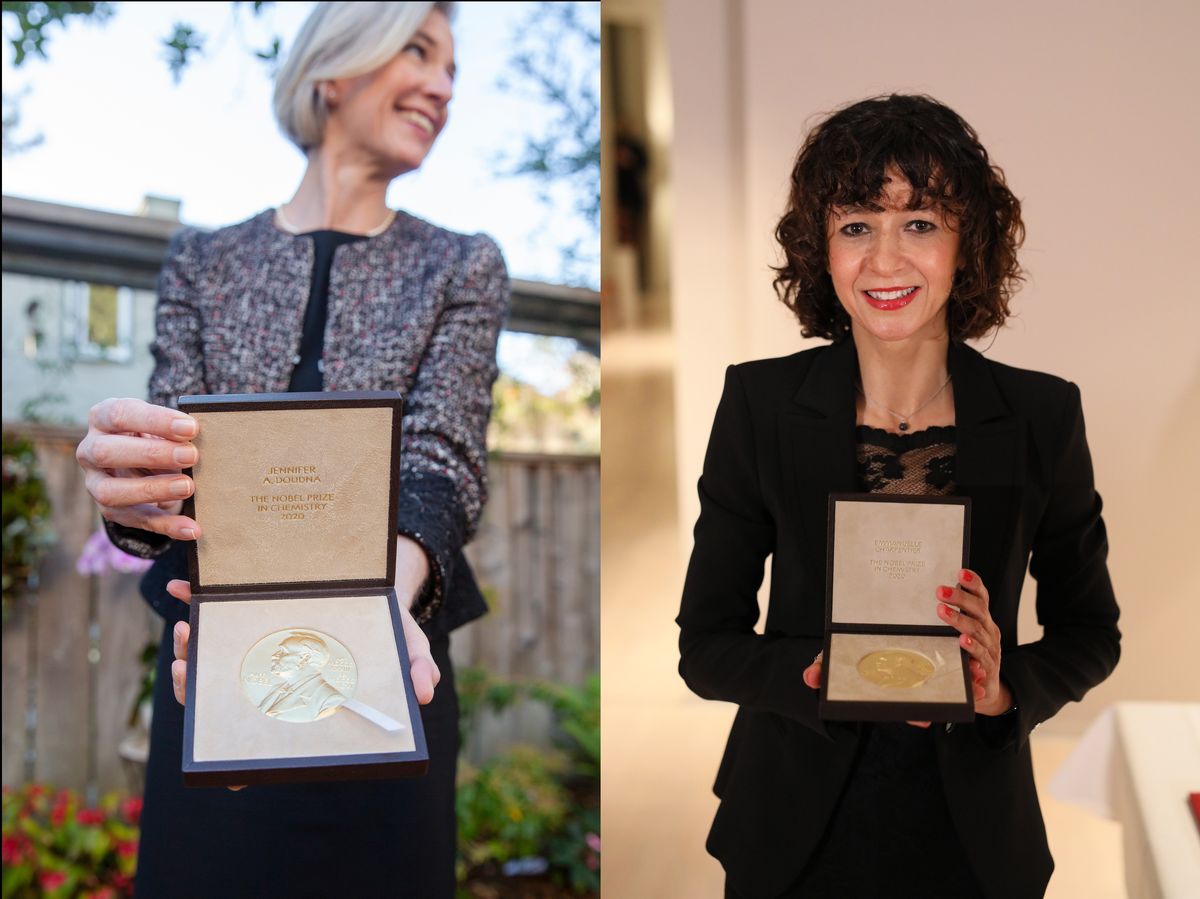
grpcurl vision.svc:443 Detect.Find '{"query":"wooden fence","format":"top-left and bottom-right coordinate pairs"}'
top-left (1, 423), bottom-right (599, 798)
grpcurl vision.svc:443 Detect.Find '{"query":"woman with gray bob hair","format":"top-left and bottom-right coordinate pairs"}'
top-left (274, 1), bottom-right (456, 153)
top-left (75, 2), bottom-right (507, 896)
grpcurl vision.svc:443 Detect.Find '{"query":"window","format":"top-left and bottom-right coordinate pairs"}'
top-left (63, 281), bottom-right (134, 362)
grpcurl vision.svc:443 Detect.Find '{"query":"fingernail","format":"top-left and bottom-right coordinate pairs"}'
top-left (960, 570), bottom-right (973, 582)
top-left (180, 528), bottom-right (196, 540)
top-left (962, 635), bottom-right (973, 647)
top-left (171, 418), bottom-right (197, 437)
top-left (939, 604), bottom-right (953, 618)
top-left (170, 478), bottom-right (191, 496)
top-left (937, 585), bottom-right (954, 600)
top-left (174, 446), bottom-right (197, 465)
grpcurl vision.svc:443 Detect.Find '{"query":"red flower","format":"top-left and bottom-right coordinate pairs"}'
top-left (28, 784), bottom-right (46, 798)
top-left (120, 796), bottom-right (143, 825)
top-left (2, 834), bottom-right (28, 864)
top-left (39, 870), bottom-right (68, 891)
top-left (77, 807), bottom-right (107, 826)
top-left (50, 796), bottom-right (69, 827)
top-left (111, 871), bottom-right (133, 892)
top-left (117, 840), bottom-right (138, 858)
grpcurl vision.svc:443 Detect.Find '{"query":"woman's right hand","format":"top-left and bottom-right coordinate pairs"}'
top-left (802, 651), bottom-right (932, 729)
top-left (76, 398), bottom-right (202, 541)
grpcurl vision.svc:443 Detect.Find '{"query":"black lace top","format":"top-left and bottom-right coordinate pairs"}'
top-left (792, 425), bottom-right (986, 897)
top-left (856, 424), bottom-right (957, 495)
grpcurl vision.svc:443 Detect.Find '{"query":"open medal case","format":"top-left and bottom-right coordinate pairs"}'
top-left (819, 493), bottom-right (975, 723)
top-left (178, 391), bottom-right (428, 787)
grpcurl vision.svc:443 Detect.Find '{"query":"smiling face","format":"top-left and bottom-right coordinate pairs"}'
top-left (320, 8), bottom-right (455, 175)
top-left (826, 168), bottom-right (962, 346)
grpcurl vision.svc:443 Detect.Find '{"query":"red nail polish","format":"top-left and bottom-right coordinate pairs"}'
top-left (937, 585), bottom-right (953, 600)
top-left (963, 635), bottom-right (973, 647)
top-left (961, 570), bottom-right (973, 582)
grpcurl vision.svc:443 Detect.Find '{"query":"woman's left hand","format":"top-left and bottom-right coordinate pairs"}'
top-left (936, 568), bottom-right (1013, 716)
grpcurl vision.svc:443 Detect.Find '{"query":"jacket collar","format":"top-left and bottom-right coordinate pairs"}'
top-left (778, 332), bottom-right (1025, 593)
top-left (789, 334), bottom-right (1012, 426)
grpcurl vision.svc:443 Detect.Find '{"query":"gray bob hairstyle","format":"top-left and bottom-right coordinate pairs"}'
top-left (273, 1), bottom-right (456, 154)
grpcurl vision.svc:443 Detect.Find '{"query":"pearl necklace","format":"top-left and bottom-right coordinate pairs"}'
top-left (856, 373), bottom-right (952, 432)
top-left (274, 206), bottom-right (397, 237)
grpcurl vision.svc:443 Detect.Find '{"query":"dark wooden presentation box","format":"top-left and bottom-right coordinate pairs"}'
top-left (177, 391), bottom-right (428, 787)
top-left (819, 493), bottom-right (975, 723)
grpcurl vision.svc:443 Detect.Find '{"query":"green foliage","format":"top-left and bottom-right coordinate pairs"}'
top-left (161, 22), bottom-right (202, 84)
top-left (496, 1), bottom-right (600, 286)
top-left (2, 2), bottom-right (113, 67)
top-left (456, 746), bottom-right (571, 872)
top-left (1, 433), bottom-right (56, 623)
top-left (546, 806), bottom-right (599, 894)
top-left (456, 668), bottom-right (600, 893)
top-left (528, 674), bottom-right (599, 779)
top-left (1, 783), bottom-right (142, 898)
top-left (489, 341), bottom-right (600, 454)
top-left (126, 641), bottom-right (158, 729)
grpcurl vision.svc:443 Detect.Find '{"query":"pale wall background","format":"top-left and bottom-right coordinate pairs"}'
top-left (667, 0), bottom-right (1200, 734)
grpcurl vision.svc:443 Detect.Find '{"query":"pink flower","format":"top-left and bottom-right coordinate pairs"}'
top-left (39, 870), bottom-right (68, 891)
top-left (585, 831), bottom-right (601, 853)
top-left (76, 528), bottom-right (153, 576)
top-left (117, 840), bottom-right (138, 859)
top-left (120, 796), bottom-right (143, 825)
top-left (77, 807), bottom-right (106, 826)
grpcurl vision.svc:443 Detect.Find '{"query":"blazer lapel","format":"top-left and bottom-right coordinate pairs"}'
top-left (778, 338), bottom-right (859, 579)
top-left (776, 337), bottom-right (1026, 591)
top-left (948, 341), bottom-right (1026, 585)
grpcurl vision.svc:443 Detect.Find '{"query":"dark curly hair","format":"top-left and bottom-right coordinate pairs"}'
top-left (772, 94), bottom-right (1025, 342)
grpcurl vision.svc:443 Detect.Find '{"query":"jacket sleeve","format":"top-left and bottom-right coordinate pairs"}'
top-left (103, 226), bottom-right (209, 560)
top-left (676, 365), bottom-right (832, 738)
top-left (999, 382), bottom-right (1121, 748)
top-left (398, 233), bottom-right (509, 625)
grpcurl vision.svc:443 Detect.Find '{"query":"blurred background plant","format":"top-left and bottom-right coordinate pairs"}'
top-left (1, 783), bottom-right (141, 898)
top-left (490, 339), bottom-right (599, 455)
top-left (456, 668), bottom-right (600, 896)
top-left (2, 433), bottom-right (57, 624)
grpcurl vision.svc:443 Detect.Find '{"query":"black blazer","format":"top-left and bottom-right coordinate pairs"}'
top-left (677, 336), bottom-right (1120, 899)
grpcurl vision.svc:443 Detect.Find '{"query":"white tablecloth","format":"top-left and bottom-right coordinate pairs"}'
top-left (1049, 702), bottom-right (1200, 899)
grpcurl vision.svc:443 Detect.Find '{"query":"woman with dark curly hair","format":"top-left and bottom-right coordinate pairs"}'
top-left (677, 94), bottom-right (1119, 898)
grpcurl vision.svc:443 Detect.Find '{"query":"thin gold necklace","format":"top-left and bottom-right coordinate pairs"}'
top-left (856, 373), bottom-right (952, 432)
top-left (274, 205), bottom-right (397, 237)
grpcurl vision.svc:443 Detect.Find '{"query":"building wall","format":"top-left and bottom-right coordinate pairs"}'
top-left (665, 0), bottom-right (1200, 732)
top-left (2, 272), bottom-right (157, 424)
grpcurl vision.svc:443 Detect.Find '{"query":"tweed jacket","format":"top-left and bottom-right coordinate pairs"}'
top-left (677, 336), bottom-right (1120, 898)
top-left (106, 208), bottom-right (510, 636)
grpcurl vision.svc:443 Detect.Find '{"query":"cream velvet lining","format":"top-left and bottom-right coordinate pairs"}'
top-left (193, 594), bottom-right (415, 762)
top-left (830, 499), bottom-right (966, 627)
top-left (191, 407), bottom-right (392, 587)
top-left (826, 633), bottom-right (966, 704)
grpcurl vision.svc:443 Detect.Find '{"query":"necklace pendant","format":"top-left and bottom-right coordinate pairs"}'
top-left (898, 421), bottom-right (909, 432)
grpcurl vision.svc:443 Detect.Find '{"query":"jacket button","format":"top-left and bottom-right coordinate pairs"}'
top-left (292, 354), bottom-right (301, 364)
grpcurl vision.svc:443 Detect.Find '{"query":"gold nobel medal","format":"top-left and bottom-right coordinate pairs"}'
top-left (240, 628), bottom-right (358, 723)
top-left (856, 649), bottom-right (935, 689)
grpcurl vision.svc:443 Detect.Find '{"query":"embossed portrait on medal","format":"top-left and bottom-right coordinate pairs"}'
top-left (240, 629), bottom-right (359, 723)
top-left (856, 648), bottom-right (936, 688)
